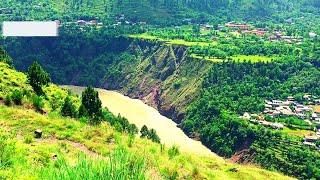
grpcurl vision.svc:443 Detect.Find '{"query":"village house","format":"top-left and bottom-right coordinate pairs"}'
top-left (77, 20), bottom-right (87, 26)
top-left (312, 113), bottom-right (319, 120)
top-left (241, 113), bottom-right (285, 130)
top-left (303, 94), bottom-right (312, 100)
top-left (225, 22), bottom-right (250, 31)
top-left (304, 136), bottom-right (319, 144)
top-left (113, 21), bottom-right (122, 26)
top-left (217, 25), bottom-right (225, 31)
top-left (202, 24), bottom-right (214, 30)
top-left (242, 29), bottom-right (267, 37)
top-left (0, 8), bottom-right (13, 15)
top-left (138, 21), bottom-right (147, 25)
top-left (295, 104), bottom-right (312, 113)
top-left (240, 112), bottom-right (251, 120)
top-left (89, 20), bottom-right (98, 26)
top-left (281, 36), bottom-right (303, 43)
top-left (287, 96), bottom-right (295, 101)
top-left (117, 14), bottom-right (125, 21)
top-left (270, 122), bottom-right (284, 130)
top-left (182, 18), bottom-right (193, 24)
top-left (309, 32), bottom-right (317, 39)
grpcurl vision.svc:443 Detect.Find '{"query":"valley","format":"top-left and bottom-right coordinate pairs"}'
top-left (2, 32), bottom-right (320, 179)
top-left (1, 0), bottom-right (320, 179)
top-left (63, 85), bottom-right (215, 156)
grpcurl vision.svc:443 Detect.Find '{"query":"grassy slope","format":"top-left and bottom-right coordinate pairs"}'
top-left (128, 35), bottom-right (282, 64)
top-left (0, 0), bottom-right (191, 24)
top-left (0, 61), bottom-right (293, 179)
top-left (128, 34), bottom-right (218, 47)
top-left (0, 106), bottom-right (293, 180)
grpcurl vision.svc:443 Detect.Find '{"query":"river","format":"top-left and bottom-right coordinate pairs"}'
top-left (63, 85), bottom-right (218, 157)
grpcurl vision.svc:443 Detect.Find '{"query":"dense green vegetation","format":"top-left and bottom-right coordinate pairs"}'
top-left (1, 27), bottom-right (139, 86)
top-left (27, 61), bottom-right (51, 95)
top-left (1, 0), bottom-right (320, 179)
top-left (0, 54), bottom-right (293, 180)
top-left (1, 0), bottom-right (320, 26)
top-left (182, 60), bottom-right (320, 179)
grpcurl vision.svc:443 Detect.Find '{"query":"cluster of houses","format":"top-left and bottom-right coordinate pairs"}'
top-left (268, 31), bottom-right (303, 44)
top-left (76, 20), bottom-right (103, 27)
top-left (212, 22), bottom-right (318, 44)
top-left (113, 14), bottom-right (146, 27)
top-left (55, 13), bottom-right (148, 29)
top-left (239, 95), bottom-right (320, 149)
top-left (240, 95), bottom-right (320, 129)
top-left (264, 95), bottom-right (320, 123)
top-left (304, 134), bottom-right (320, 149)
top-left (240, 112), bottom-right (285, 130)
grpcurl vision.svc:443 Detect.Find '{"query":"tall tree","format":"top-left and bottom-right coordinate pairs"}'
top-left (80, 87), bottom-right (102, 124)
top-left (27, 61), bottom-right (51, 95)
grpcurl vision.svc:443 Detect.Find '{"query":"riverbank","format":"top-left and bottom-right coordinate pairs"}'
top-left (63, 85), bottom-right (217, 157)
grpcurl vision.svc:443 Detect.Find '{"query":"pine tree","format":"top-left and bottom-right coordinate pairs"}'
top-left (27, 61), bottom-right (51, 95)
top-left (148, 129), bottom-right (161, 143)
top-left (61, 96), bottom-right (77, 118)
top-left (81, 87), bottom-right (102, 124)
top-left (140, 125), bottom-right (149, 138)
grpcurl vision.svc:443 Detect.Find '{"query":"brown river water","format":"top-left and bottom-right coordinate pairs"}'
top-left (63, 85), bottom-right (218, 157)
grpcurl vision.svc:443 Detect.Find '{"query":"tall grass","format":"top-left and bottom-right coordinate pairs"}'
top-left (0, 134), bottom-right (15, 169)
top-left (39, 147), bottom-right (146, 180)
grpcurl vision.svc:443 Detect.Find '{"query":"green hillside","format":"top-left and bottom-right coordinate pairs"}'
top-left (1, 0), bottom-right (320, 25)
top-left (0, 55), bottom-right (293, 179)
top-left (1, 1), bottom-right (320, 179)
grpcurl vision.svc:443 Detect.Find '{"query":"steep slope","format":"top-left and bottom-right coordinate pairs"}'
top-left (3, 36), bottom-right (212, 123)
top-left (1, 0), bottom-right (318, 25)
top-left (0, 58), bottom-right (293, 179)
top-left (103, 42), bottom-right (213, 123)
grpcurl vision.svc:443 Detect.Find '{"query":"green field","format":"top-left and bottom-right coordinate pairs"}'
top-left (128, 33), bottom-right (217, 47)
top-left (231, 55), bottom-right (275, 63)
top-left (190, 54), bottom-right (278, 63)
top-left (282, 127), bottom-right (315, 137)
top-left (190, 53), bottom-right (223, 62)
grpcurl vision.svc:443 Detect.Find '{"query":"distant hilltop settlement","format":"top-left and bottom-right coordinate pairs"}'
top-left (199, 21), bottom-right (318, 44)
top-left (240, 94), bottom-right (320, 149)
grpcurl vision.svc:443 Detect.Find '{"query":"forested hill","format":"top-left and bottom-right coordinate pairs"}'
top-left (1, 0), bottom-right (320, 25)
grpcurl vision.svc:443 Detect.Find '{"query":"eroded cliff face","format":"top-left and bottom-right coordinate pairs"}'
top-left (102, 40), bottom-right (213, 123)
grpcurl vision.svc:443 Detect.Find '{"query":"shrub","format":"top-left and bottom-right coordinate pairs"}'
top-left (78, 104), bottom-right (88, 118)
top-left (24, 135), bottom-right (33, 144)
top-left (11, 89), bottom-right (23, 105)
top-left (4, 95), bottom-right (12, 106)
top-left (173, 80), bottom-right (182, 89)
top-left (128, 124), bottom-right (138, 135)
top-left (50, 95), bottom-right (61, 111)
top-left (140, 125), bottom-right (149, 138)
top-left (140, 126), bottom-right (161, 143)
top-left (168, 146), bottom-right (180, 159)
top-left (61, 96), bottom-right (77, 118)
top-left (148, 129), bottom-right (161, 143)
top-left (0, 47), bottom-right (13, 66)
top-left (32, 95), bottom-right (44, 112)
